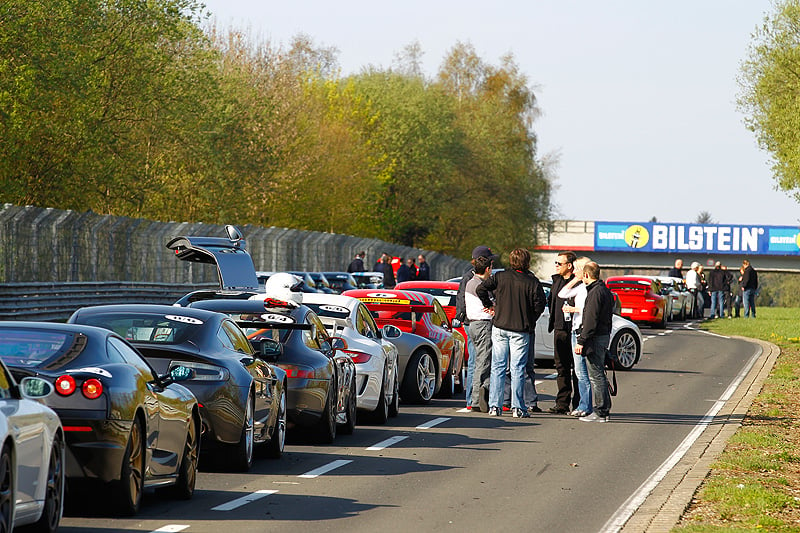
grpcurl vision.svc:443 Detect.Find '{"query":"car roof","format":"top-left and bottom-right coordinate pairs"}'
top-left (394, 281), bottom-right (459, 289)
top-left (0, 321), bottom-right (114, 340)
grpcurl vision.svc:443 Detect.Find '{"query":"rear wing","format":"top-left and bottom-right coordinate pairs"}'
top-left (166, 225), bottom-right (259, 292)
top-left (360, 303), bottom-right (435, 313)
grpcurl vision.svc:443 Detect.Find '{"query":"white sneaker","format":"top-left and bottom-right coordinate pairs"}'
top-left (569, 409), bottom-right (588, 417)
top-left (579, 412), bottom-right (608, 423)
top-left (512, 407), bottom-right (530, 418)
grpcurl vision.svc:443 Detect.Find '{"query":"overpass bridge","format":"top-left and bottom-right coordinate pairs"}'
top-left (532, 220), bottom-right (800, 279)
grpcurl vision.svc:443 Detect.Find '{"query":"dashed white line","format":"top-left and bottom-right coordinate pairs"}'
top-left (416, 417), bottom-right (450, 429)
top-left (298, 459), bottom-right (353, 478)
top-left (211, 490), bottom-right (277, 511)
top-left (151, 526), bottom-right (190, 533)
top-left (366, 436), bottom-right (408, 450)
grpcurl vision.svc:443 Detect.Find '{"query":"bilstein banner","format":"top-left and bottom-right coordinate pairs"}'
top-left (594, 222), bottom-right (800, 255)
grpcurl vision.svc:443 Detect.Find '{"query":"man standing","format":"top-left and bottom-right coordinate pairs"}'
top-left (477, 248), bottom-right (546, 418)
top-left (575, 261), bottom-right (614, 423)
top-left (667, 258), bottom-right (683, 278)
top-left (347, 251), bottom-right (365, 273)
top-left (741, 259), bottom-right (758, 318)
top-left (547, 251), bottom-right (578, 414)
top-left (707, 261), bottom-right (726, 319)
top-left (396, 257), bottom-right (416, 283)
top-left (379, 254), bottom-right (396, 289)
top-left (464, 255), bottom-right (494, 412)
top-left (686, 262), bottom-right (702, 318)
top-left (416, 254), bottom-right (430, 281)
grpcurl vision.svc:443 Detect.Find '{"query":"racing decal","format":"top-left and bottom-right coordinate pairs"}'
top-left (444, 290), bottom-right (458, 296)
top-left (66, 367), bottom-right (112, 378)
top-left (319, 305), bottom-right (350, 314)
top-left (624, 225), bottom-right (649, 248)
top-left (359, 297), bottom-right (411, 305)
top-left (261, 313), bottom-right (295, 324)
top-left (165, 315), bottom-right (203, 325)
top-left (366, 292), bottom-right (398, 298)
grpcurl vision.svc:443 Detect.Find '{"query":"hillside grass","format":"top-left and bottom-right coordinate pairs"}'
top-left (674, 307), bottom-right (800, 532)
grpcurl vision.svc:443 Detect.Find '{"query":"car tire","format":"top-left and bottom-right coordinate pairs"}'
top-left (231, 392), bottom-right (255, 472)
top-left (0, 442), bottom-right (12, 533)
top-left (165, 412), bottom-right (199, 500)
top-left (368, 365), bottom-right (390, 424)
top-left (436, 351), bottom-right (456, 399)
top-left (315, 377), bottom-right (337, 444)
top-left (388, 363), bottom-right (400, 417)
top-left (339, 376), bottom-right (357, 435)
top-left (659, 309), bottom-right (668, 328)
top-left (29, 433), bottom-right (64, 533)
top-left (264, 385), bottom-right (287, 459)
top-left (401, 349), bottom-right (436, 404)
top-left (610, 329), bottom-right (640, 370)
top-left (679, 304), bottom-right (686, 321)
top-left (114, 418), bottom-right (145, 516)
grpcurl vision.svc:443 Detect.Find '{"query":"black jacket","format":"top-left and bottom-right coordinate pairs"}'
top-left (455, 266), bottom-right (475, 324)
top-left (707, 268), bottom-right (726, 292)
top-left (548, 274), bottom-right (574, 333)
top-left (667, 267), bottom-right (682, 278)
top-left (741, 265), bottom-right (758, 290)
top-left (417, 262), bottom-right (430, 281)
top-left (347, 257), bottom-right (364, 273)
top-left (577, 279), bottom-right (613, 347)
top-left (477, 269), bottom-right (546, 333)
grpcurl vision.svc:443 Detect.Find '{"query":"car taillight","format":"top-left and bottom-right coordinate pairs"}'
top-left (82, 378), bottom-right (103, 399)
top-left (55, 375), bottom-right (76, 396)
top-left (282, 364), bottom-right (315, 379)
top-left (343, 350), bottom-right (372, 364)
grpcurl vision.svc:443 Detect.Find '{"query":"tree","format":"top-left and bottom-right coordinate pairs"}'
top-left (739, 0), bottom-right (800, 204)
top-left (695, 211), bottom-right (715, 224)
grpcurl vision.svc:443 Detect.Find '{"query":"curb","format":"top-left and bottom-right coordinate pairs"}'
top-left (620, 337), bottom-right (781, 532)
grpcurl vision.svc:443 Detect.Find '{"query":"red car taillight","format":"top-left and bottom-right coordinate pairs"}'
top-left (55, 375), bottom-right (76, 396)
top-left (343, 350), bottom-right (372, 364)
top-left (283, 365), bottom-right (315, 379)
top-left (82, 378), bottom-right (103, 399)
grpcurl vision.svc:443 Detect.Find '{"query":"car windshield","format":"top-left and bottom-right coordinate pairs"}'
top-left (0, 328), bottom-right (84, 368)
top-left (79, 314), bottom-right (204, 344)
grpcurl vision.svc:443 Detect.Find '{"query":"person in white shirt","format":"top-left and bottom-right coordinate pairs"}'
top-left (464, 255), bottom-right (494, 412)
top-left (558, 256), bottom-right (593, 417)
top-left (686, 262), bottom-right (702, 318)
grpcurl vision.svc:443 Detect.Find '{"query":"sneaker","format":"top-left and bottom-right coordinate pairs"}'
top-left (465, 405), bottom-right (472, 411)
top-left (548, 406), bottom-right (570, 414)
top-left (478, 386), bottom-right (489, 413)
top-left (488, 406), bottom-right (501, 416)
top-left (569, 409), bottom-right (588, 417)
top-left (469, 405), bottom-right (482, 413)
top-left (579, 412), bottom-right (609, 423)
top-left (527, 405), bottom-right (542, 414)
top-left (512, 407), bottom-right (530, 418)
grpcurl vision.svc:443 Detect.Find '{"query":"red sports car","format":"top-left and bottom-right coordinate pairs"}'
top-left (394, 280), bottom-right (466, 392)
top-left (342, 289), bottom-right (465, 400)
top-left (606, 275), bottom-right (668, 328)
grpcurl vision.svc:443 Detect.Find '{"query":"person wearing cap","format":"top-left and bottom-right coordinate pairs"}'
top-left (455, 245), bottom-right (498, 411)
top-left (707, 261), bottom-right (727, 319)
top-left (476, 248), bottom-right (546, 418)
top-left (686, 262), bottom-right (702, 318)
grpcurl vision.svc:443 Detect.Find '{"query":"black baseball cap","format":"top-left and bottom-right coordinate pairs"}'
top-left (472, 245), bottom-right (498, 260)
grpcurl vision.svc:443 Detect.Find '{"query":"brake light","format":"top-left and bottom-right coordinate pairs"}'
top-left (55, 375), bottom-right (76, 396)
top-left (283, 365), bottom-right (315, 378)
top-left (343, 350), bottom-right (372, 364)
top-left (82, 378), bottom-right (103, 399)
top-left (63, 426), bottom-right (93, 432)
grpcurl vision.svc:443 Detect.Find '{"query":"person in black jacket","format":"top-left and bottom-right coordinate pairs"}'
top-left (477, 248), bottom-right (546, 418)
top-left (548, 251), bottom-right (578, 414)
top-left (575, 261), bottom-right (613, 422)
top-left (741, 259), bottom-right (758, 318)
top-left (347, 251), bottom-right (366, 273)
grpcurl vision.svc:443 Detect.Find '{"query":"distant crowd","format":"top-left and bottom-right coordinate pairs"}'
top-left (668, 258), bottom-right (759, 319)
top-left (346, 251), bottom-right (430, 289)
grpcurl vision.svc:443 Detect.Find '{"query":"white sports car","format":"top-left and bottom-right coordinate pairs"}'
top-left (302, 294), bottom-right (401, 423)
top-left (0, 357), bottom-right (64, 532)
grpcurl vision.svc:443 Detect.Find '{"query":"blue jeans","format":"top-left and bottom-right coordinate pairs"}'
top-left (584, 334), bottom-right (611, 417)
top-left (710, 291), bottom-right (724, 318)
top-left (571, 330), bottom-right (592, 414)
top-left (463, 323), bottom-right (476, 406)
top-left (489, 327), bottom-right (529, 410)
top-left (467, 320), bottom-right (492, 407)
top-left (743, 289), bottom-right (756, 318)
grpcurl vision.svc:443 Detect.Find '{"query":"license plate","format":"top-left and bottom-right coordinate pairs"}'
top-left (622, 308), bottom-right (633, 313)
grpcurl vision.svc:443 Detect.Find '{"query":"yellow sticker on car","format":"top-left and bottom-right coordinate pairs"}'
top-left (359, 298), bottom-right (411, 305)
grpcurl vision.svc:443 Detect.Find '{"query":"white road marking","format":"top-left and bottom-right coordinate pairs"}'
top-left (456, 407), bottom-right (470, 412)
top-left (366, 436), bottom-right (408, 450)
top-left (599, 345), bottom-right (763, 533)
top-left (298, 459), bottom-right (353, 478)
top-left (152, 526), bottom-right (190, 533)
top-left (211, 490), bottom-right (277, 511)
top-left (416, 417), bottom-right (450, 429)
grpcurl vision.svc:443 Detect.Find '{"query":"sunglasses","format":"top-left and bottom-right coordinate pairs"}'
top-left (554, 261), bottom-right (570, 266)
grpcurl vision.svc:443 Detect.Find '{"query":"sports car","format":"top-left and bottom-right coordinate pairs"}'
top-left (68, 305), bottom-right (287, 472)
top-left (653, 276), bottom-right (688, 321)
top-left (351, 271), bottom-right (384, 289)
top-left (342, 289), bottom-right (465, 402)
top-left (189, 297), bottom-right (357, 444)
top-left (394, 280), bottom-right (466, 392)
top-left (0, 355), bottom-right (63, 532)
top-left (0, 322), bottom-right (199, 516)
top-left (606, 275), bottom-right (669, 328)
top-left (301, 293), bottom-right (400, 423)
top-left (320, 272), bottom-right (359, 294)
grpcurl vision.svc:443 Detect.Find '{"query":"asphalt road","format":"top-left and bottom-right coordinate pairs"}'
top-left (59, 320), bottom-right (759, 533)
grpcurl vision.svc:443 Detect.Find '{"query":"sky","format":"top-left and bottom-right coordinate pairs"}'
top-left (199, 0), bottom-right (799, 227)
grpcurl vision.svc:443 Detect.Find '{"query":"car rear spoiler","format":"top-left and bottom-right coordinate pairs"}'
top-left (360, 303), bottom-right (435, 313)
top-left (166, 225), bottom-right (259, 292)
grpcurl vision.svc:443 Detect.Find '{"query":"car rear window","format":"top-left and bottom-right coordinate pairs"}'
top-left (80, 314), bottom-right (203, 345)
top-left (0, 329), bottom-right (85, 368)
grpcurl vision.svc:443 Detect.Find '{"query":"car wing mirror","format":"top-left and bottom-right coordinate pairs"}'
top-left (256, 338), bottom-right (284, 361)
top-left (330, 336), bottom-right (347, 351)
top-left (451, 318), bottom-right (462, 328)
top-left (159, 365), bottom-right (194, 387)
top-left (19, 377), bottom-right (54, 399)
top-left (381, 324), bottom-right (402, 339)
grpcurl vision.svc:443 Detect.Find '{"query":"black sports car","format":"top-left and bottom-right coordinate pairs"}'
top-left (68, 304), bottom-right (287, 471)
top-left (0, 322), bottom-right (199, 516)
top-left (190, 298), bottom-right (357, 444)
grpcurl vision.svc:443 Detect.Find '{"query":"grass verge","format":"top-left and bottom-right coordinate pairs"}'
top-left (674, 307), bottom-right (800, 532)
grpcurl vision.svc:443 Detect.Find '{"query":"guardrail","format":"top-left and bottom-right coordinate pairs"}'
top-left (0, 282), bottom-right (217, 321)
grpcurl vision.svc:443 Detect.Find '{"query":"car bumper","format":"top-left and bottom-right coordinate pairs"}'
top-left (58, 411), bottom-right (132, 484)
top-left (285, 378), bottom-right (328, 427)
